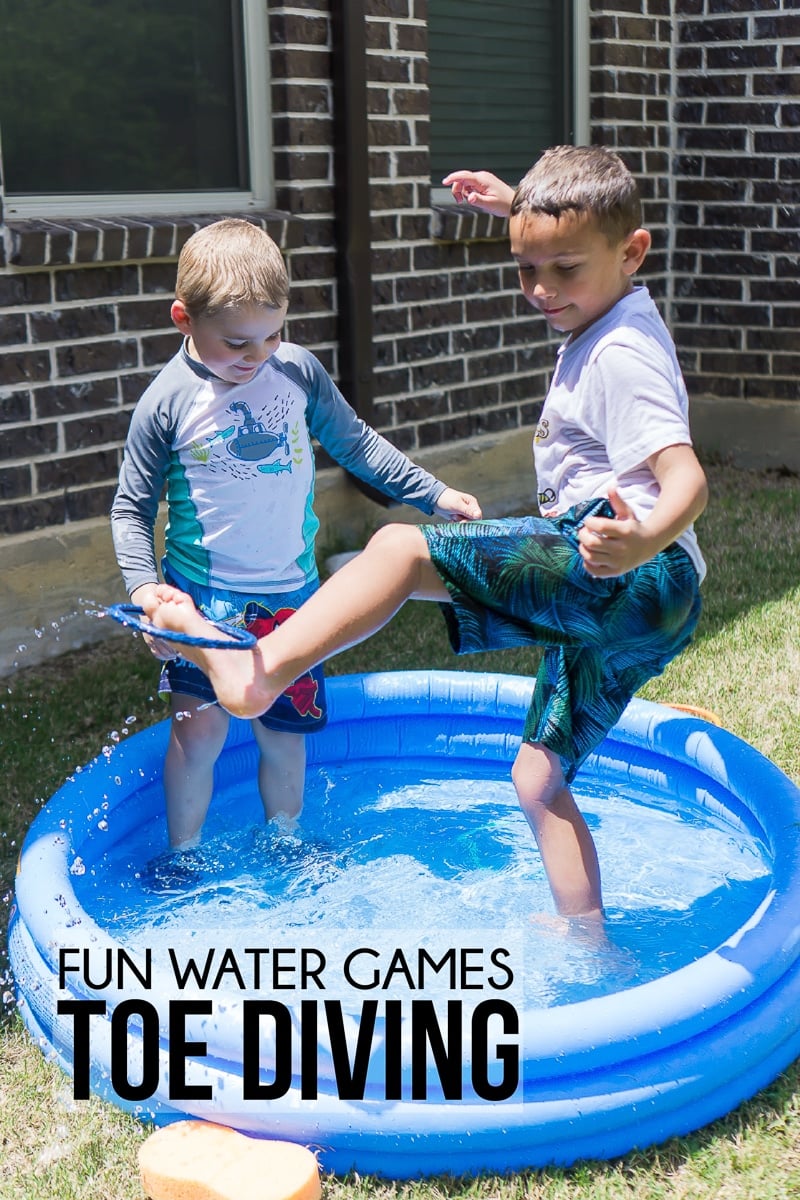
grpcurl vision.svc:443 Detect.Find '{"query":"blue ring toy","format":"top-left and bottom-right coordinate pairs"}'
top-left (105, 602), bottom-right (257, 650)
top-left (9, 672), bottom-right (800, 1178)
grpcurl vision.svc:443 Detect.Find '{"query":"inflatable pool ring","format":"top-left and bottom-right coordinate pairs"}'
top-left (10, 671), bottom-right (800, 1178)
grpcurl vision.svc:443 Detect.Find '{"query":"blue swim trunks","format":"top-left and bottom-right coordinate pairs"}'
top-left (160, 566), bottom-right (327, 734)
top-left (421, 498), bottom-right (702, 782)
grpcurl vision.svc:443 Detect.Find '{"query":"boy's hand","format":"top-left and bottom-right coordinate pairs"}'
top-left (579, 446), bottom-right (708, 578)
top-left (130, 582), bottom-right (179, 659)
top-left (434, 487), bottom-right (483, 521)
top-left (578, 489), bottom-right (652, 577)
top-left (441, 171), bottom-right (515, 219)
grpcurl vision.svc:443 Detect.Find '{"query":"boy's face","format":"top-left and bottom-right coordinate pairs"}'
top-left (509, 210), bottom-right (650, 340)
top-left (171, 301), bottom-right (289, 385)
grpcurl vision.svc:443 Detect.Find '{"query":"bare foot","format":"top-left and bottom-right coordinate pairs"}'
top-left (530, 910), bottom-right (609, 949)
top-left (142, 585), bottom-right (218, 644)
top-left (529, 912), bottom-right (638, 982)
top-left (142, 586), bottom-right (281, 719)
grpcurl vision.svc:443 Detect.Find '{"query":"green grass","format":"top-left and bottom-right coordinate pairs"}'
top-left (3, 460), bottom-right (800, 1198)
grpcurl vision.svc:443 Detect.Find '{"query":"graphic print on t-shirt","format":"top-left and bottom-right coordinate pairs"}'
top-left (189, 396), bottom-right (299, 481)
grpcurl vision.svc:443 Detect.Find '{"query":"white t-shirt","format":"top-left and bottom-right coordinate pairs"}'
top-left (533, 286), bottom-right (706, 581)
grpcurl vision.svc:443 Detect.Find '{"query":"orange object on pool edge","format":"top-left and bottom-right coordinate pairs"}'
top-left (138, 1120), bottom-right (322, 1200)
top-left (666, 702), bottom-right (723, 726)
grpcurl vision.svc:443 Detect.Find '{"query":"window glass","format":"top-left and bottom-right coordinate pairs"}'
top-left (0, 0), bottom-right (247, 196)
top-left (429, 0), bottom-right (571, 189)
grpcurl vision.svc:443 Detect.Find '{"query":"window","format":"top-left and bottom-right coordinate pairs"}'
top-left (0, 0), bottom-right (271, 218)
top-left (428, 0), bottom-right (589, 202)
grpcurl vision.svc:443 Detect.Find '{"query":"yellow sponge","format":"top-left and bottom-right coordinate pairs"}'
top-left (138, 1120), bottom-right (322, 1200)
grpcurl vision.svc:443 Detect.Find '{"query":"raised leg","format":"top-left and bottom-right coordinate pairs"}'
top-left (143, 524), bottom-right (448, 719)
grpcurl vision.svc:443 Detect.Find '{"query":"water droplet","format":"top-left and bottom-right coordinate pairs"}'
top-left (69, 857), bottom-right (86, 876)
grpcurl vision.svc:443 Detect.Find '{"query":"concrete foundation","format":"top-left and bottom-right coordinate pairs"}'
top-left (689, 397), bottom-right (800, 473)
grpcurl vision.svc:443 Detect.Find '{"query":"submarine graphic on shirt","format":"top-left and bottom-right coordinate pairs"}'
top-left (192, 399), bottom-right (298, 476)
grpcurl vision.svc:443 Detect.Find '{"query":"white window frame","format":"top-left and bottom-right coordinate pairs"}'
top-left (3, 0), bottom-right (272, 220)
top-left (430, 0), bottom-right (590, 208)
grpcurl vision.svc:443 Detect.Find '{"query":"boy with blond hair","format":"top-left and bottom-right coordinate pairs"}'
top-left (111, 218), bottom-right (480, 883)
top-left (140, 149), bottom-right (707, 918)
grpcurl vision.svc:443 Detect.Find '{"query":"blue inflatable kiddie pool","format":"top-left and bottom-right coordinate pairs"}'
top-left (10, 671), bottom-right (800, 1177)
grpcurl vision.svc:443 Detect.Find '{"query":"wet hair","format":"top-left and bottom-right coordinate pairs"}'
top-left (510, 145), bottom-right (642, 244)
top-left (175, 219), bottom-right (290, 317)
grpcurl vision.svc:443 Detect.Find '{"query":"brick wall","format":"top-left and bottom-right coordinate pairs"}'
top-left (362, 1), bottom-right (548, 455)
top-left (270, 2), bottom-right (338, 373)
top-left (589, 0), bottom-right (673, 296)
top-left (0, 212), bottom-right (300, 539)
top-left (671, 1), bottom-right (800, 403)
top-left (1, 0), bottom-right (799, 553)
top-left (590, 0), bottom-right (800, 404)
top-left (269, 0), bottom-right (550, 460)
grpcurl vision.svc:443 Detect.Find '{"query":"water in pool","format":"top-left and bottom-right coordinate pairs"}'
top-left (72, 757), bottom-right (770, 1009)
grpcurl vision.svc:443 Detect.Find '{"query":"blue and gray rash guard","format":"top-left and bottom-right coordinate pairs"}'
top-left (111, 340), bottom-right (447, 596)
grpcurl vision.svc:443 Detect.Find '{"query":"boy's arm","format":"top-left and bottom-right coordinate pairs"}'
top-left (111, 394), bottom-right (173, 595)
top-left (296, 348), bottom-right (481, 518)
top-left (442, 171), bottom-right (515, 218)
top-left (432, 486), bottom-right (482, 521)
top-left (578, 444), bottom-right (708, 578)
